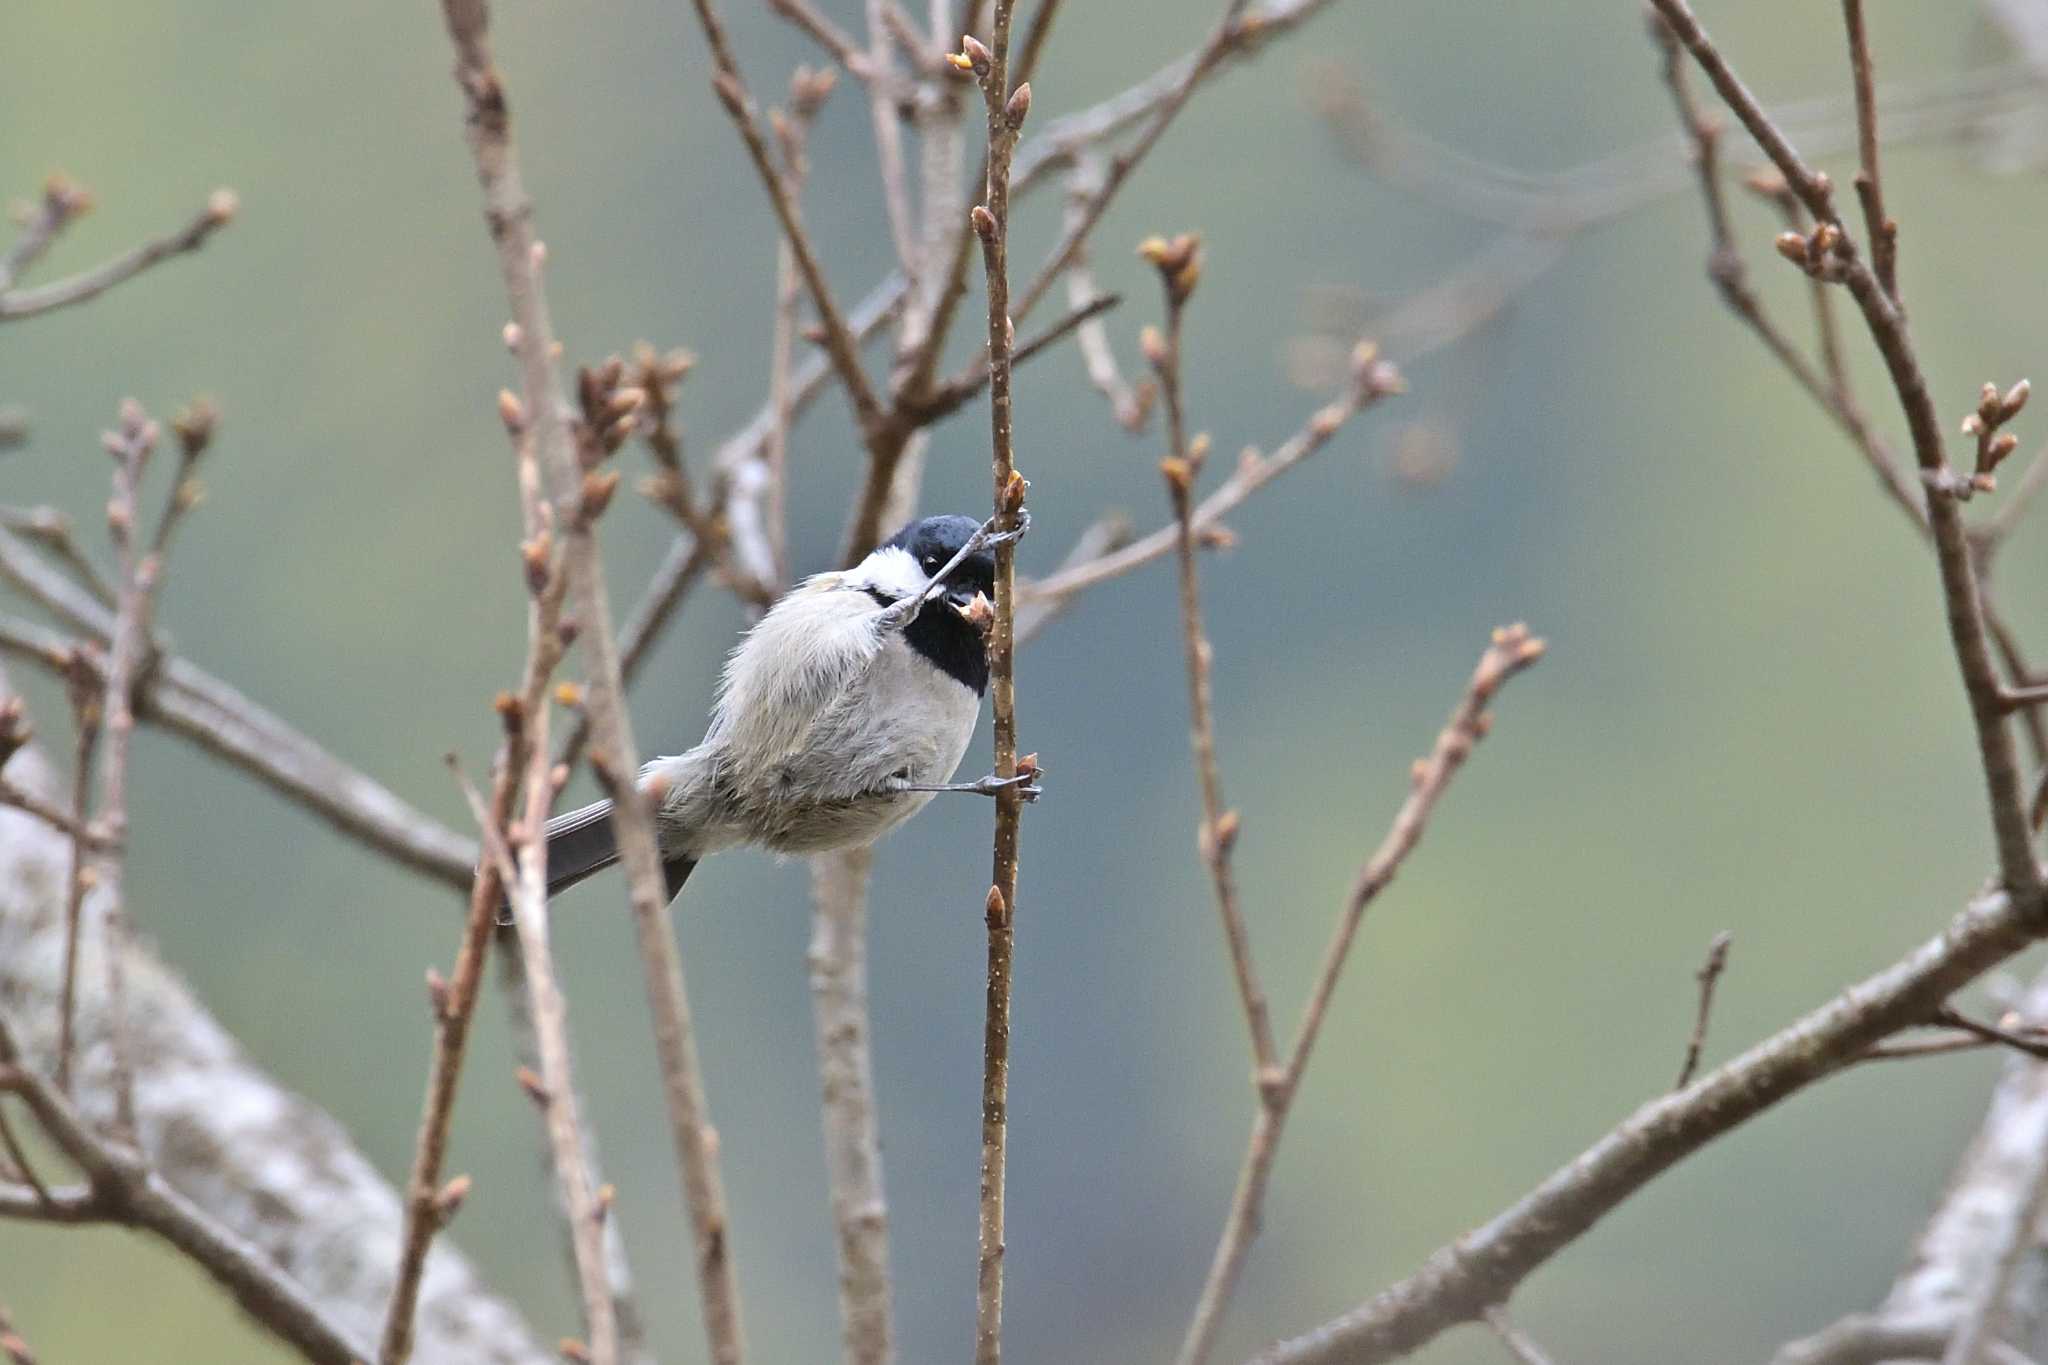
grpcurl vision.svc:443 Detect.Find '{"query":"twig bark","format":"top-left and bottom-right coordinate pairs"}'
top-left (808, 847), bottom-right (895, 1365)
top-left (1251, 881), bottom-right (2048, 1364)
top-left (0, 191), bottom-right (236, 322)
top-left (1145, 234), bottom-right (1278, 1079)
top-left (0, 744), bottom-right (548, 1361)
top-left (1482, 1304), bottom-right (1560, 1365)
top-left (1647, 0), bottom-right (2037, 895)
top-left (1180, 627), bottom-right (1545, 1365)
top-left (1674, 930), bottom-right (1732, 1090)
top-left (0, 1018), bottom-right (372, 1365)
top-left (433, 5), bottom-right (748, 1361)
top-left (962, 13), bottom-right (1029, 1361)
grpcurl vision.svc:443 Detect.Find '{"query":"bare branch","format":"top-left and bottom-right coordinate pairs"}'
top-left (961, 14), bottom-right (1031, 1361)
top-left (808, 847), bottom-right (895, 1365)
top-left (0, 190), bottom-right (235, 322)
top-left (433, 6), bottom-right (748, 1362)
top-left (1182, 626), bottom-right (1545, 1364)
top-left (1648, 0), bottom-right (2038, 893)
top-left (1674, 931), bottom-right (1733, 1090)
top-left (0, 1018), bottom-right (371, 1365)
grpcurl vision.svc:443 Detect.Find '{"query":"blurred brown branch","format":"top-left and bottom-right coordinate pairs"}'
top-left (432, 6), bottom-right (749, 1365)
top-left (0, 185), bottom-right (235, 322)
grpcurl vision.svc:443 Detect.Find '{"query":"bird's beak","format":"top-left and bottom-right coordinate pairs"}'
top-left (944, 581), bottom-right (980, 611)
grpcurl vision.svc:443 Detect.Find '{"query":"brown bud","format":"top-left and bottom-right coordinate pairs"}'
top-left (1962, 413), bottom-right (1986, 438)
top-left (1349, 340), bottom-right (1381, 381)
top-left (1214, 808), bottom-right (1241, 851)
top-left (1743, 168), bottom-right (1790, 201)
top-left (502, 322), bottom-right (523, 352)
top-left (493, 690), bottom-right (522, 727)
top-left (1197, 523), bottom-right (1239, 551)
top-left (1159, 455), bottom-right (1193, 494)
top-left (425, 967), bottom-right (451, 1020)
top-left (595, 1183), bottom-right (617, 1221)
top-left (985, 883), bottom-right (1009, 926)
top-left (801, 321), bottom-right (828, 345)
top-left (1001, 468), bottom-right (1028, 514)
top-left (561, 1340), bottom-right (593, 1364)
top-left (2003, 379), bottom-right (2032, 421)
top-left (1986, 431), bottom-right (2020, 471)
top-left (1139, 325), bottom-right (1169, 368)
top-left (497, 389), bottom-right (527, 435)
top-left (205, 187), bottom-right (240, 226)
top-left (521, 533), bottom-right (552, 594)
top-left (171, 397), bottom-right (219, 457)
top-left (433, 1174), bottom-right (473, 1221)
top-left (516, 1066), bottom-right (550, 1105)
top-left (1187, 432), bottom-right (1212, 468)
top-left (578, 469), bottom-right (621, 522)
top-left (970, 204), bottom-right (997, 240)
top-left (1309, 405), bottom-right (1345, 440)
top-left (960, 33), bottom-right (993, 70)
top-left (1005, 81), bottom-right (1032, 129)
top-left (555, 682), bottom-right (584, 709)
top-left (1773, 232), bottom-right (1809, 267)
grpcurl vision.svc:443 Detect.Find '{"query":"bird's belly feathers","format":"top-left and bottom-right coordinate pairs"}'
top-left (731, 636), bottom-right (980, 855)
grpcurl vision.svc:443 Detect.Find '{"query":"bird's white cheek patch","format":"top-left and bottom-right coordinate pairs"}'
top-left (852, 545), bottom-right (928, 601)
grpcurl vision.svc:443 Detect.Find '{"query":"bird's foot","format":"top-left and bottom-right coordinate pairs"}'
top-left (891, 767), bottom-right (1043, 803)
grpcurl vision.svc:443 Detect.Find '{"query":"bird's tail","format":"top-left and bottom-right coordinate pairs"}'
top-left (539, 799), bottom-right (697, 901)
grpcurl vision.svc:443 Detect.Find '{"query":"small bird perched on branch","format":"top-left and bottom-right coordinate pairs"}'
top-left (542, 513), bottom-right (1037, 901)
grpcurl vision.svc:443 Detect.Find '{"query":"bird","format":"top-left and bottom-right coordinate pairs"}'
top-left (538, 513), bottom-right (1036, 902)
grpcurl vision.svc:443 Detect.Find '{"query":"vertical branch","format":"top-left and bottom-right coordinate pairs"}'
top-left (808, 848), bottom-right (896, 1365)
top-left (432, 5), bottom-right (749, 1362)
top-left (959, 13), bottom-right (1028, 1363)
top-left (1840, 0), bottom-right (1899, 303)
top-left (52, 653), bottom-right (100, 1094)
top-left (494, 388), bottom-right (621, 1364)
top-left (90, 401), bottom-right (193, 1134)
top-left (1143, 231), bottom-right (1280, 1078)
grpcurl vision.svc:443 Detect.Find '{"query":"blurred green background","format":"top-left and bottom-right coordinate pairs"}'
top-left (6, 1), bottom-right (2048, 1361)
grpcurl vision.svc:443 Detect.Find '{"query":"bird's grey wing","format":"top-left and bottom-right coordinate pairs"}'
top-left (711, 575), bottom-right (892, 772)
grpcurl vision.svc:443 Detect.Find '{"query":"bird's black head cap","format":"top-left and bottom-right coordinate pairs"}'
top-left (883, 514), bottom-right (993, 694)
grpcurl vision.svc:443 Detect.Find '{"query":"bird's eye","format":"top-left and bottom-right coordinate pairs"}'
top-left (923, 555), bottom-right (941, 572)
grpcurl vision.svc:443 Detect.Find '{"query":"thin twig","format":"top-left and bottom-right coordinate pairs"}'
top-left (1178, 627), bottom-right (1546, 1365)
top-left (687, 0), bottom-right (885, 439)
top-left (962, 13), bottom-right (1028, 1361)
top-left (0, 507), bottom-right (115, 610)
top-left (1674, 931), bottom-right (1733, 1089)
top-left (0, 1303), bottom-right (34, 1365)
top-left (0, 191), bottom-right (235, 322)
top-left (93, 401), bottom-right (178, 1138)
top-left (1649, 0), bottom-right (2038, 895)
top-left (53, 653), bottom-right (98, 1095)
top-left (1023, 355), bottom-right (1402, 611)
top-left (1482, 1305), bottom-right (1560, 1365)
top-left (1840, 0), bottom-right (1899, 304)
top-left (0, 175), bottom-right (94, 292)
top-left (1144, 233), bottom-right (1279, 1079)
top-left (434, 6), bottom-right (748, 1361)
